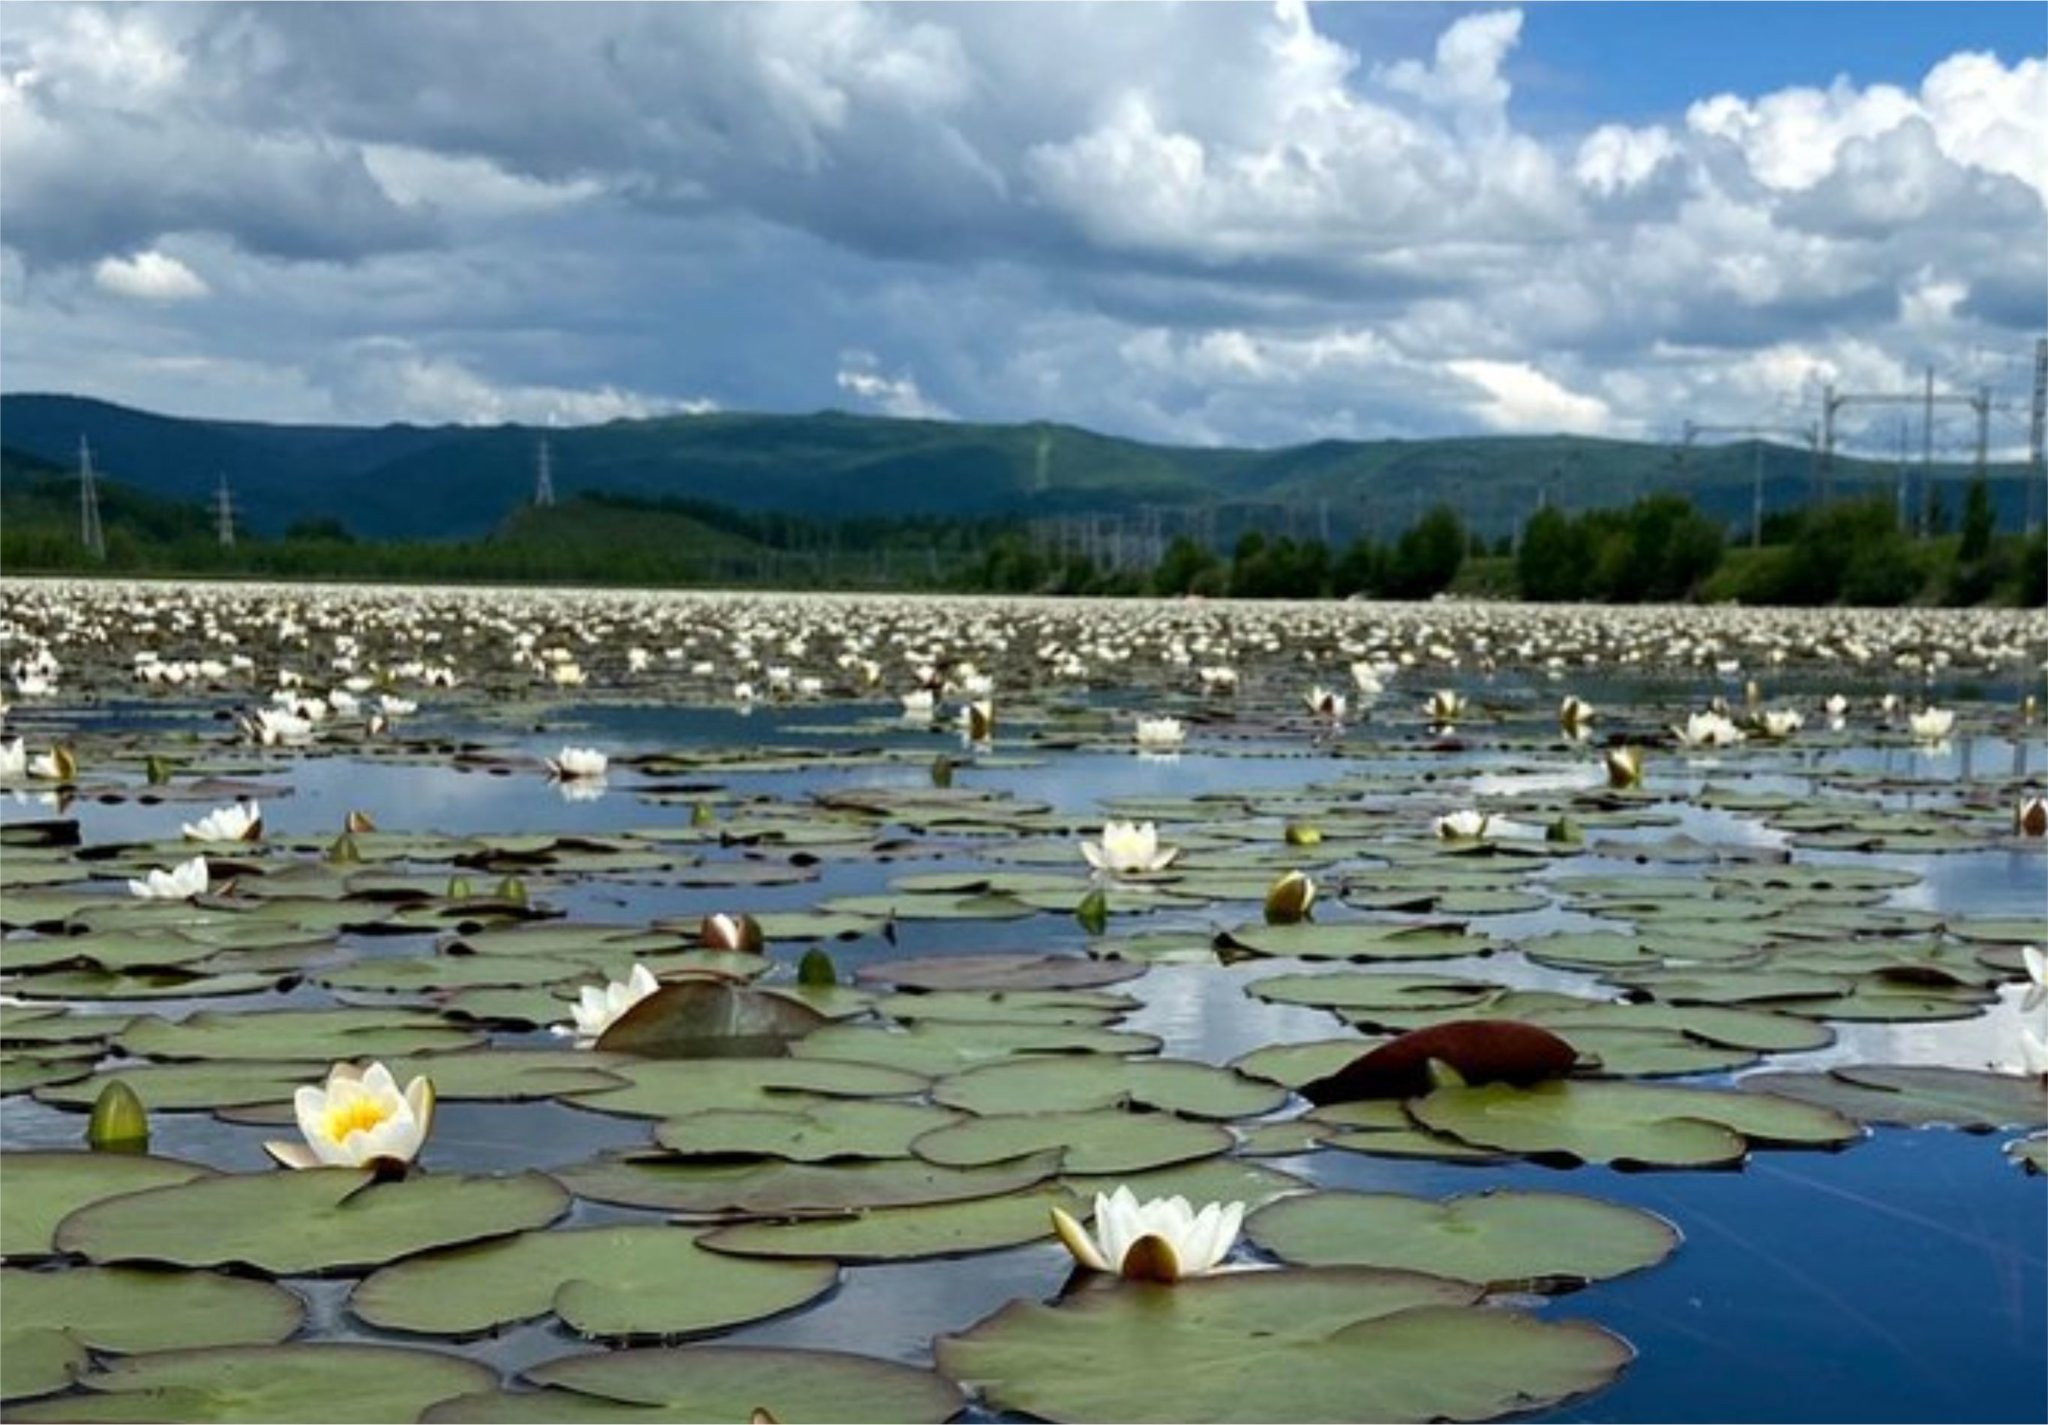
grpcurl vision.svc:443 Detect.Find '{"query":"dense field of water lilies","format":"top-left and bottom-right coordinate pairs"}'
top-left (2, 577), bottom-right (2045, 1423)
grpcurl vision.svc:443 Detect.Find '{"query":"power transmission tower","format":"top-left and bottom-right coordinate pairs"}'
top-left (533, 437), bottom-right (556, 508)
top-left (1821, 379), bottom-right (1989, 520)
top-left (214, 474), bottom-right (236, 548)
top-left (77, 437), bottom-right (104, 560)
top-left (1682, 420), bottom-right (1818, 548)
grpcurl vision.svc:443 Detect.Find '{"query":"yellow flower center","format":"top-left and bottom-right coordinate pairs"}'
top-left (323, 1095), bottom-right (393, 1143)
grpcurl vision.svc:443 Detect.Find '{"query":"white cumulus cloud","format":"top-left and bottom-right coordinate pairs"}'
top-left (92, 249), bottom-right (208, 301)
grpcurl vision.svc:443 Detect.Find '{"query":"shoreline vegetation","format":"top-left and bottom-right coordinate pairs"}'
top-left (4, 449), bottom-right (2042, 608)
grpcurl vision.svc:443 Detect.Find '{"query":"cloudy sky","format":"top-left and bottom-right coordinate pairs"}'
top-left (2, 2), bottom-right (2042, 456)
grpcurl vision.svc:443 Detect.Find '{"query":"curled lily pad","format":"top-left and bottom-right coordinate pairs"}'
top-left (3, 1343), bottom-right (495, 1424)
top-left (1245, 1189), bottom-right (1679, 1290)
top-left (0, 1265), bottom-right (304, 1354)
top-left (935, 1266), bottom-right (1633, 1423)
top-left (1410, 1080), bottom-right (1862, 1169)
top-left (351, 1225), bottom-right (837, 1339)
top-left (1299, 1021), bottom-right (1580, 1104)
top-left (423, 1345), bottom-right (964, 1423)
top-left (595, 980), bottom-right (827, 1059)
top-left (55, 1168), bottom-right (570, 1274)
top-left (2, 1152), bottom-right (216, 1259)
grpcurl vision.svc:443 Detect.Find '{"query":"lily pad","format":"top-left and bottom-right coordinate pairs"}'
top-left (933, 1057), bottom-right (1287, 1120)
top-left (1245, 1189), bottom-right (1679, 1290)
top-left (0, 1265), bottom-right (304, 1354)
top-left (118, 1009), bottom-right (482, 1063)
top-left (701, 1185), bottom-right (1077, 1261)
top-left (1410, 1080), bottom-right (1862, 1168)
top-left (655, 1101), bottom-right (964, 1161)
top-left (2, 1152), bottom-right (216, 1259)
top-left (351, 1225), bottom-right (837, 1339)
top-left (428, 1345), bottom-right (964, 1423)
top-left (792, 1020), bottom-right (1159, 1077)
top-left (4, 1343), bottom-right (495, 1423)
top-left (556, 1149), bottom-right (1062, 1216)
top-left (855, 953), bottom-right (1144, 991)
top-left (567, 1057), bottom-right (927, 1120)
top-left (1740, 1065), bottom-right (2048, 1130)
top-left (0, 1327), bottom-right (86, 1403)
top-left (55, 1168), bottom-right (571, 1273)
top-left (1217, 921), bottom-right (1497, 963)
top-left (935, 1266), bottom-right (1633, 1423)
top-left (912, 1110), bottom-right (1233, 1175)
top-left (596, 980), bottom-right (827, 1059)
top-left (1299, 1021), bottom-right (1580, 1104)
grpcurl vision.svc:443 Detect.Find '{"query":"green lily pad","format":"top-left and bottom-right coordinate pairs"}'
top-left (567, 1057), bottom-right (927, 1119)
top-left (873, 989), bottom-right (1138, 1026)
top-left (2, 1152), bottom-right (216, 1259)
top-left (1245, 1189), bottom-right (1679, 1290)
top-left (556, 1149), bottom-right (1062, 1216)
top-left (935, 1266), bottom-right (1633, 1423)
top-left (933, 1057), bottom-right (1287, 1120)
top-left (791, 1020), bottom-right (1159, 1077)
top-left (1410, 1080), bottom-right (1862, 1168)
top-left (1217, 921), bottom-right (1497, 962)
top-left (56, 1169), bottom-right (571, 1273)
top-left (1247, 973), bottom-right (1498, 1014)
top-left (1231, 1040), bottom-right (1379, 1088)
top-left (912, 1110), bottom-right (1233, 1175)
top-left (2007, 1133), bottom-right (2048, 1173)
top-left (1559, 1027), bottom-right (1760, 1078)
top-left (119, 1009), bottom-right (482, 1062)
top-left (352, 1225), bottom-right (836, 1339)
top-left (4, 1343), bottom-right (495, 1423)
top-left (0, 1326), bottom-right (86, 1403)
top-left (1740, 1065), bottom-right (2048, 1130)
top-left (655, 1101), bottom-right (963, 1161)
top-left (701, 1185), bottom-right (1077, 1261)
top-left (855, 952), bottom-right (1144, 991)
top-left (0, 1265), bottom-right (304, 1354)
top-left (424, 1345), bottom-right (964, 1423)
top-left (36, 1061), bottom-right (337, 1113)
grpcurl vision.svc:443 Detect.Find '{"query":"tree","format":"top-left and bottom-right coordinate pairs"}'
top-left (1959, 476), bottom-right (1995, 563)
top-left (1516, 506), bottom-right (1587, 601)
top-left (1383, 505), bottom-right (1466, 599)
top-left (1152, 536), bottom-right (1219, 596)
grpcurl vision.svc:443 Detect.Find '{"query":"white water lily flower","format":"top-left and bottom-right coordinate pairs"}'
top-left (2017, 798), bottom-right (2048, 838)
top-left (1081, 820), bottom-right (1179, 875)
top-left (1428, 689), bottom-right (1467, 723)
top-left (1824, 694), bottom-right (1849, 719)
top-left (1199, 666), bottom-right (1238, 693)
top-left (1558, 695), bottom-right (1595, 734)
top-left (1755, 709), bottom-right (1804, 738)
top-left (181, 801), bottom-right (262, 843)
top-left (557, 962), bottom-right (662, 1040)
top-left (1672, 711), bottom-right (1744, 749)
top-left (378, 695), bottom-right (417, 718)
top-left (1134, 716), bottom-right (1186, 750)
top-left (26, 745), bottom-right (76, 782)
top-left (2021, 1024), bottom-right (2048, 1079)
top-left (1434, 809), bottom-right (1491, 841)
top-left (1051, 1184), bottom-right (1244, 1283)
top-left (1304, 686), bottom-right (1346, 718)
top-left (1350, 662), bottom-right (1384, 696)
top-left (900, 689), bottom-right (935, 719)
top-left (264, 1061), bottom-right (435, 1173)
top-left (245, 707), bottom-right (315, 746)
top-left (1909, 707), bottom-right (1955, 742)
top-left (127, 855), bottom-right (210, 900)
top-left (547, 746), bottom-right (608, 779)
top-left (0, 739), bottom-right (24, 779)
top-left (549, 661), bottom-right (587, 687)
top-left (962, 700), bottom-right (995, 742)
top-left (2021, 946), bottom-right (2045, 1013)
top-left (1604, 745), bottom-right (1646, 790)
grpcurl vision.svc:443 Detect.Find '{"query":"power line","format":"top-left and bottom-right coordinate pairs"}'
top-left (77, 436), bottom-right (104, 560)
top-left (215, 474), bottom-right (236, 548)
top-left (533, 437), bottom-right (556, 508)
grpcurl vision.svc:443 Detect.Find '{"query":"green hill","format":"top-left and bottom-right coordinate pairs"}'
top-left (1, 392), bottom-right (2032, 545)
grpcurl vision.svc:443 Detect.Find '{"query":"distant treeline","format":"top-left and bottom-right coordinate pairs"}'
top-left (3, 451), bottom-right (2040, 607)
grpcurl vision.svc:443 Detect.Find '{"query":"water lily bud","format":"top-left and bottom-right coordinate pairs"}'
top-left (144, 754), bottom-right (172, 786)
top-left (446, 874), bottom-right (474, 900)
top-left (2025, 695), bottom-right (2039, 725)
top-left (345, 809), bottom-right (377, 834)
top-left (691, 801), bottom-right (717, 827)
top-left (496, 875), bottom-right (528, 906)
top-left (1263, 871), bottom-right (1316, 925)
top-left (930, 754), bottom-right (955, 789)
top-left (87, 1080), bottom-right (149, 1152)
top-left (1284, 822), bottom-right (1322, 847)
top-left (1605, 745), bottom-right (1646, 790)
top-left (797, 947), bottom-right (838, 987)
top-left (1546, 815), bottom-right (1583, 845)
top-left (50, 745), bottom-right (78, 783)
top-left (324, 832), bottom-right (362, 865)
top-left (700, 912), bottom-right (765, 954)
top-left (2017, 796), bottom-right (2048, 839)
top-left (1075, 887), bottom-right (1109, 936)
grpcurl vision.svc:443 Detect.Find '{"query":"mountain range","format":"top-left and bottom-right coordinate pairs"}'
top-left (1, 392), bottom-right (2031, 544)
